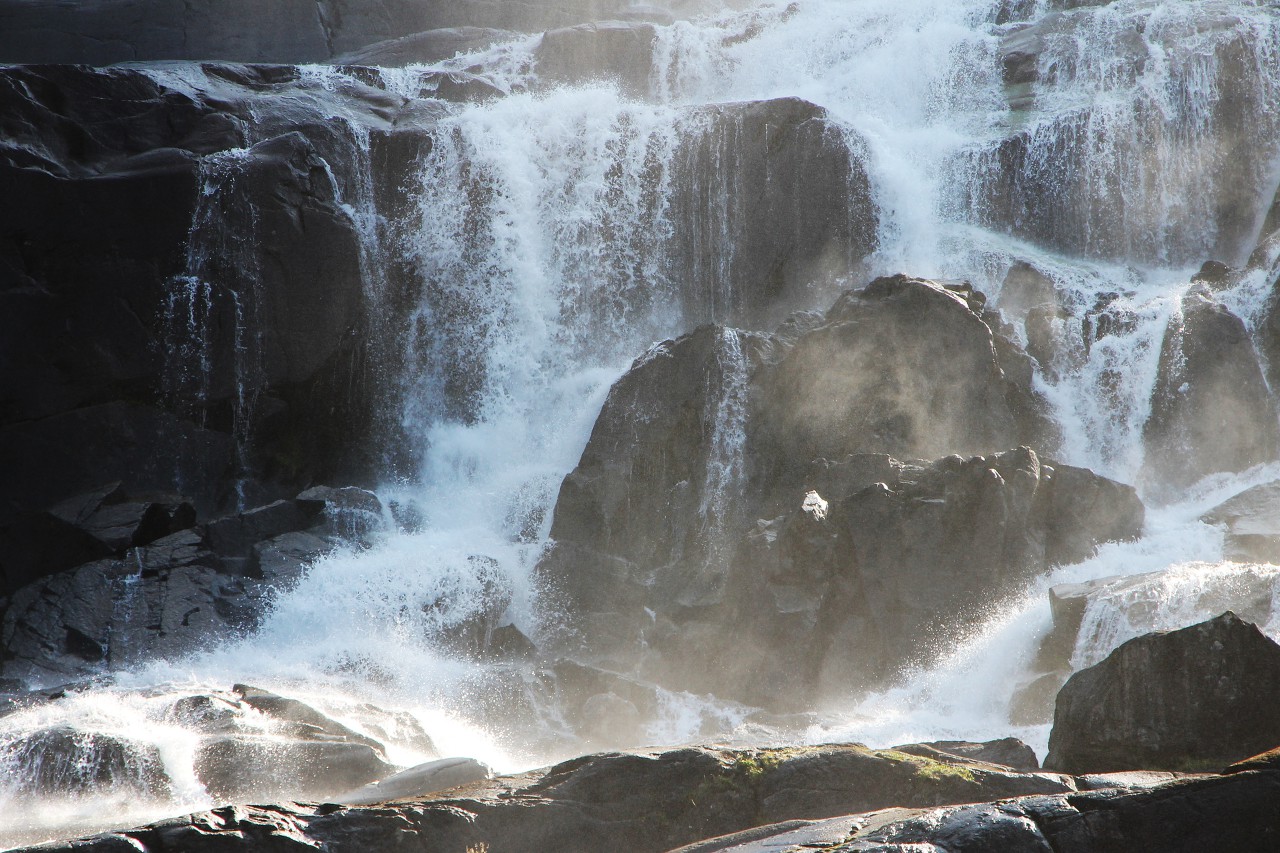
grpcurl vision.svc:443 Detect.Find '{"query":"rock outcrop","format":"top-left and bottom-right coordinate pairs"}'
top-left (1045, 612), bottom-right (1280, 773)
top-left (0, 485), bottom-right (381, 684)
top-left (9, 742), bottom-right (1075, 853)
top-left (1142, 287), bottom-right (1279, 498)
top-left (0, 0), bottom-right (634, 65)
top-left (539, 277), bottom-right (1140, 707)
top-left (0, 63), bottom-right (441, 523)
top-left (701, 769), bottom-right (1280, 853)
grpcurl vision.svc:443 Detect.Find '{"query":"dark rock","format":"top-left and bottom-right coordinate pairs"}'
top-left (10, 743), bottom-right (1078, 853)
top-left (232, 683), bottom-right (383, 751)
top-left (295, 486), bottom-right (385, 542)
top-left (251, 531), bottom-right (329, 584)
top-left (205, 499), bottom-right (310, 569)
top-left (0, 63), bottom-right (414, 526)
top-left (1191, 259), bottom-right (1235, 288)
top-left (0, 511), bottom-right (113, 598)
top-left (899, 738), bottom-right (1040, 772)
top-left (0, 545), bottom-right (277, 682)
top-left (1045, 612), bottom-right (1280, 773)
top-left (1142, 288), bottom-right (1279, 498)
top-left (668, 99), bottom-right (878, 329)
top-left (0, 725), bottom-right (170, 800)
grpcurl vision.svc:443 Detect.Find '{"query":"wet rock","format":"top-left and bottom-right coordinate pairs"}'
top-left (535, 21), bottom-right (657, 98)
top-left (195, 736), bottom-right (393, 804)
top-left (335, 27), bottom-right (519, 66)
top-left (0, 0), bottom-right (632, 65)
top-left (1201, 480), bottom-right (1280, 562)
top-left (0, 546), bottom-right (275, 682)
top-left (337, 757), bottom-right (492, 805)
top-left (12, 743), bottom-right (1080, 853)
top-left (970, 8), bottom-right (1277, 267)
top-left (0, 725), bottom-right (170, 800)
top-left (1143, 287), bottom-right (1279, 498)
top-left (251, 531), bottom-right (329, 584)
top-left (0, 63), bottom-right (410, 524)
top-left (669, 99), bottom-right (878, 329)
top-left (204, 499), bottom-right (311, 573)
top-left (295, 486), bottom-right (385, 542)
top-left (1045, 612), bottom-right (1280, 773)
top-left (539, 280), bottom-right (1122, 706)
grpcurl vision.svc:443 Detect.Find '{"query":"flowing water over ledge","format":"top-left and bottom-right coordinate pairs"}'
top-left (4, 0), bottom-right (1280, 847)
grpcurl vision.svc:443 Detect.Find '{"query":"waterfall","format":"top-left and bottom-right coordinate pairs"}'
top-left (7, 0), bottom-right (1280, 846)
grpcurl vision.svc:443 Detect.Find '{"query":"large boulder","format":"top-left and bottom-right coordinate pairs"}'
top-left (534, 21), bottom-right (658, 98)
top-left (1141, 287), bottom-right (1279, 498)
top-left (539, 279), bottom-right (1135, 706)
top-left (667, 98), bottom-right (878, 329)
top-left (1045, 612), bottom-right (1280, 773)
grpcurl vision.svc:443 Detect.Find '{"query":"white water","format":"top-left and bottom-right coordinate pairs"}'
top-left (6, 0), bottom-right (1280, 847)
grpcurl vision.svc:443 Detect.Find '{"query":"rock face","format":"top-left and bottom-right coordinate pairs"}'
top-left (0, 63), bottom-right (437, 524)
top-left (1142, 287), bottom-right (1279, 498)
top-left (539, 277), bottom-right (1141, 707)
top-left (1045, 612), bottom-right (1280, 774)
top-left (972, 5), bottom-right (1280, 267)
top-left (10, 743), bottom-right (1075, 853)
top-left (0, 0), bottom-right (633, 65)
top-left (0, 485), bottom-right (378, 684)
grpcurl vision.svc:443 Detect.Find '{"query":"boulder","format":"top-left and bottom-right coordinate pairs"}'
top-left (1045, 612), bottom-right (1280, 773)
top-left (0, 725), bottom-right (170, 800)
top-left (195, 736), bottom-right (393, 804)
top-left (539, 279), bottom-right (1126, 706)
top-left (667, 99), bottom-right (878, 329)
top-left (1202, 480), bottom-right (1280, 562)
top-left (1142, 287), bottom-right (1279, 499)
top-left (337, 756), bottom-right (492, 805)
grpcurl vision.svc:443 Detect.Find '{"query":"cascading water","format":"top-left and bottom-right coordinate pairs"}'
top-left (6, 0), bottom-right (1280, 847)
